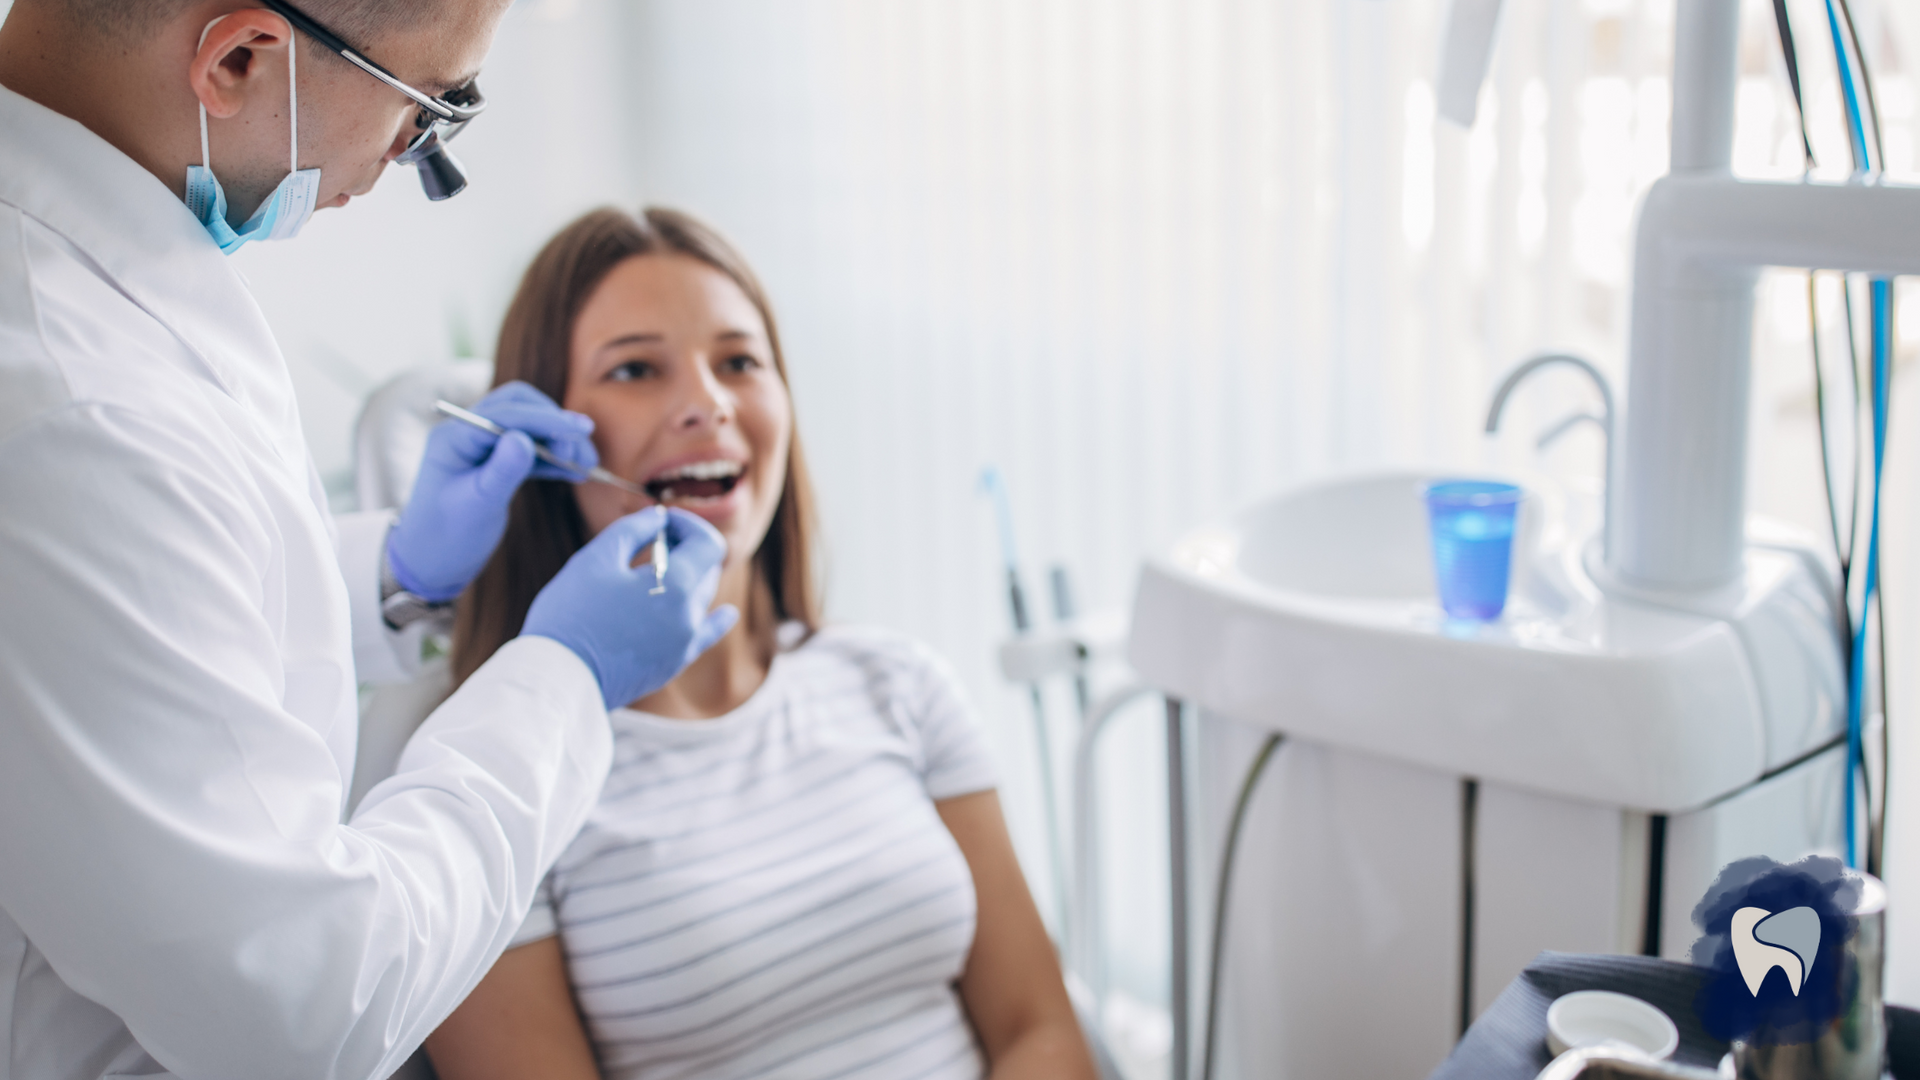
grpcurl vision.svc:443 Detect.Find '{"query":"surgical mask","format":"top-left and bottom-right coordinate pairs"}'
top-left (183, 16), bottom-right (322, 255)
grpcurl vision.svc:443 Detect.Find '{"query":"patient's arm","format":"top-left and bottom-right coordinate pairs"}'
top-left (424, 936), bottom-right (600, 1080)
top-left (939, 791), bottom-right (1098, 1080)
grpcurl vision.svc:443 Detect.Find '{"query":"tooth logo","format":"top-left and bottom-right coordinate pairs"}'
top-left (1693, 856), bottom-right (1853, 1044)
top-left (1730, 906), bottom-right (1821, 997)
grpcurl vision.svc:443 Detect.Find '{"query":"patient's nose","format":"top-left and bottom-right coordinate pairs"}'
top-left (672, 364), bottom-right (733, 429)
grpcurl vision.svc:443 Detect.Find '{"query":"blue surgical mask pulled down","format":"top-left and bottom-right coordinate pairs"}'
top-left (184, 16), bottom-right (321, 255)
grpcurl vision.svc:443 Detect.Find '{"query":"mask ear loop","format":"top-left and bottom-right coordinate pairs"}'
top-left (192, 14), bottom-right (299, 174)
top-left (286, 22), bottom-right (298, 174)
top-left (195, 16), bottom-right (224, 171)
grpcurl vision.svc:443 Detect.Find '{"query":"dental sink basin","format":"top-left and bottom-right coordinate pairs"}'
top-left (1128, 472), bottom-right (1845, 811)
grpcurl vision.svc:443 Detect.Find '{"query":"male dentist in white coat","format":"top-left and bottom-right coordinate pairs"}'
top-left (0, 1), bottom-right (740, 1077)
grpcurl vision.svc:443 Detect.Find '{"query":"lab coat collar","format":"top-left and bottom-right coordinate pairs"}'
top-left (0, 82), bottom-right (311, 473)
top-left (0, 83), bottom-right (281, 412)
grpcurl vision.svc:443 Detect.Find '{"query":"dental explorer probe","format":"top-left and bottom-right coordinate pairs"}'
top-left (433, 399), bottom-right (669, 594)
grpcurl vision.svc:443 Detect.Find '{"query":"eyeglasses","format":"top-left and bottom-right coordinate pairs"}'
top-left (258, 0), bottom-right (487, 200)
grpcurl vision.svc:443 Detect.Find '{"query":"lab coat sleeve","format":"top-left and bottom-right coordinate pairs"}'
top-left (0, 405), bottom-right (612, 1080)
top-left (334, 507), bottom-right (429, 686)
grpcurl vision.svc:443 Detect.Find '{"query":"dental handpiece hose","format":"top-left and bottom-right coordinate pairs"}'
top-left (434, 399), bottom-right (669, 594)
top-left (979, 466), bottom-right (1069, 936)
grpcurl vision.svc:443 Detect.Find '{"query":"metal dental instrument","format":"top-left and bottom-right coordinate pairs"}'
top-left (434, 399), bottom-right (644, 495)
top-left (432, 399), bottom-right (670, 594)
top-left (649, 525), bottom-right (669, 595)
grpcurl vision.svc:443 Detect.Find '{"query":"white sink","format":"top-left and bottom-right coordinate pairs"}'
top-left (1128, 472), bottom-right (1845, 811)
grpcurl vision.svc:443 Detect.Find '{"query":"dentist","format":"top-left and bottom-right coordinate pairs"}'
top-left (0, 2), bottom-right (737, 1078)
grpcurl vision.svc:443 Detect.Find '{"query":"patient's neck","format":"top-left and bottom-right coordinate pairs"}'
top-left (632, 567), bottom-right (776, 720)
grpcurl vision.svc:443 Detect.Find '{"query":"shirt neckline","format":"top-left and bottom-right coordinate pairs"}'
top-left (611, 646), bottom-right (795, 744)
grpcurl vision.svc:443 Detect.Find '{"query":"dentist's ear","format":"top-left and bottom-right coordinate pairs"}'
top-left (186, 10), bottom-right (293, 121)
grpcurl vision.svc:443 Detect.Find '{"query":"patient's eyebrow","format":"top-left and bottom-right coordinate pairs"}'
top-left (599, 333), bottom-right (666, 351)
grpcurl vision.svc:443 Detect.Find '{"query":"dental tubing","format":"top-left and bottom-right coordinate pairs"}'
top-left (1818, 0), bottom-right (1890, 871)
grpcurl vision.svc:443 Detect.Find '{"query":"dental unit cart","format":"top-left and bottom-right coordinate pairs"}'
top-left (1069, 0), bottom-right (1920, 1077)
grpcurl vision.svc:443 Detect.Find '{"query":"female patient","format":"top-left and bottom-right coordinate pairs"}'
top-left (425, 207), bottom-right (1094, 1080)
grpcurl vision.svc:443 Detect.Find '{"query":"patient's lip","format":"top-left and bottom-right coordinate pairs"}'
top-left (643, 450), bottom-right (749, 484)
top-left (636, 448), bottom-right (750, 525)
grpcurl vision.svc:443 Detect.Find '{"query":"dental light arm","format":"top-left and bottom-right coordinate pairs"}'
top-left (1634, 178), bottom-right (1920, 282)
top-left (1436, 0), bottom-right (1506, 127)
top-left (1614, 173), bottom-right (1920, 591)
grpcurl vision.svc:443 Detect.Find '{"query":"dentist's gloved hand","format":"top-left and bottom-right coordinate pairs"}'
top-left (388, 381), bottom-right (600, 602)
top-left (523, 507), bottom-right (740, 708)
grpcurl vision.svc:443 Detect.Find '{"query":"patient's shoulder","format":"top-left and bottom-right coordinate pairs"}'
top-left (790, 623), bottom-right (955, 688)
top-left (788, 625), bottom-right (974, 722)
top-left (790, 625), bottom-right (995, 797)
top-left (797, 622), bottom-right (930, 658)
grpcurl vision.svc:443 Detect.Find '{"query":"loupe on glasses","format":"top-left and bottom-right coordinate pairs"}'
top-left (392, 82), bottom-right (484, 200)
top-left (393, 95), bottom-right (482, 200)
top-left (259, 0), bottom-right (488, 201)
top-left (408, 137), bottom-right (470, 202)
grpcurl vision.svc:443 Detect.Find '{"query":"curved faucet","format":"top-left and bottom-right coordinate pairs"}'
top-left (1484, 352), bottom-right (1616, 556)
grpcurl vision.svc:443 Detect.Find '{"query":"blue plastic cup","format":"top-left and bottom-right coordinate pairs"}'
top-left (1423, 480), bottom-right (1523, 620)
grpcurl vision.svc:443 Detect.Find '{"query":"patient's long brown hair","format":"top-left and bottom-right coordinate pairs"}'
top-left (450, 207), bottom-right (820, 687)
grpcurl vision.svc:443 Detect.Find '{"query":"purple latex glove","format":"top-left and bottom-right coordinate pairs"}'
top-left (523, 507), bottom-right (739, 708)
top-left (388, 381), bottom-right (599, 602)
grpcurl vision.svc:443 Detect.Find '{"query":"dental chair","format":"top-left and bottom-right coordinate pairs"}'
top-left (352, 360), bottom-right (495, 522)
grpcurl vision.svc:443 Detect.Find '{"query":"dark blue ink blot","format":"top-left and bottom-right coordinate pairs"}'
top-left (1690, 855), bottom-right (1859, 1046)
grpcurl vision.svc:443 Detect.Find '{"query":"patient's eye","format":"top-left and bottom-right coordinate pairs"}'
top-left (721, 353), bottom-right (763, 374)
top-left (608, 359), bottom-right (658, 383)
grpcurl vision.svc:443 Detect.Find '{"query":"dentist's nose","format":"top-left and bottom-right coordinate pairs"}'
top-left (383, 109), bottom-right (421, 163)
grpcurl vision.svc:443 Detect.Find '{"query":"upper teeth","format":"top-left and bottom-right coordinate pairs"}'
top-left (657, 460), bottom-right (743, 482)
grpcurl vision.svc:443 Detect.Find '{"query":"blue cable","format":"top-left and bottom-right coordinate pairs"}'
top-left (1823, 0), bottom-right (1882, 868)
top-left (1847, 282), bottom-right (1891, 866)
top-left (1846, 283), bottom-right (1889, 867)
top-left (1823, 0), bottom-right (1871, 172)
top-left (979, 467), bottom-right (1022, 580)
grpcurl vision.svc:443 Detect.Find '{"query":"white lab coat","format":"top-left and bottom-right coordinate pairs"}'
top-left (0, 86), bottom-right (613, 1079)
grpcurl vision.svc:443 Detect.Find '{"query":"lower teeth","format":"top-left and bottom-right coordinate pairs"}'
top-left (646, 477), bottom-right (738, 502)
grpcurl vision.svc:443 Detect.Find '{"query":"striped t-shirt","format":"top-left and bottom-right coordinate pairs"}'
top-left (513, 624), bottom-right (1000, 1080)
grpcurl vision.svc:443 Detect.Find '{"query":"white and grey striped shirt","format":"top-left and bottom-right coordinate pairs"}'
top-left (513, 625), bottom-right (999, 1080)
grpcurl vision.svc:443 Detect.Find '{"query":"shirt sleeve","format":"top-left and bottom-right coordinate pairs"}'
top-left (509, 875), bottom-right (560, 949)
top-left (905, 640), bottom-right (1000, 800)
top-left (0, 405), bottom-right (611, 1080)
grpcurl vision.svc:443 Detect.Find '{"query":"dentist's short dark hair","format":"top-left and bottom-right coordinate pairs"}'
top-left (48, 0), bottom-right (431, 45)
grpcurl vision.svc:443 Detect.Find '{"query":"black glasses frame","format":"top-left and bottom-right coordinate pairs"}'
top-left (258, 0), bottom-right (487, 199)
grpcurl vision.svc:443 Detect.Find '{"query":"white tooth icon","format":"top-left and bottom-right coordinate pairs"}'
top-left (1730, 905), bottom-right (1821, 997)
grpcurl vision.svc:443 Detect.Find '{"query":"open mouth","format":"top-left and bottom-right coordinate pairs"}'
top-left (644, 459), bottom-right (745, 503)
